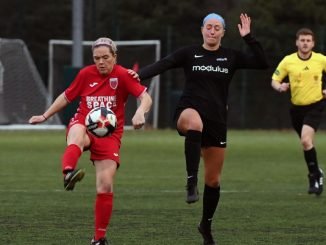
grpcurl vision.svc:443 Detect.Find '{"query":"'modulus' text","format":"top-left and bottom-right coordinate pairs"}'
top-left (192, 65), bottom-right (228, 73)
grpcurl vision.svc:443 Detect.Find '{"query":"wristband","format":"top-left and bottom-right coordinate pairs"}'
top-left (42, 114), bottom-right (47, 120)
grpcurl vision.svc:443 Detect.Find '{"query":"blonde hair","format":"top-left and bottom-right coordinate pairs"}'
top-left (92, 37), bottom-right (117, 54)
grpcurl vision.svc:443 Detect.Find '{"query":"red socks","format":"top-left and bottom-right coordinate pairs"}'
top-left (61, 144), bottom-right (82, 174)
top-left (62, 144), bottom-right (114, 240)
top-left (95, 193), bottom-right (113, 240)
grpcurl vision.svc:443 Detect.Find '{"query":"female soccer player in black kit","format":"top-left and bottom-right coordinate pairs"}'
top-left (134, 13), bottom-right (268, 244)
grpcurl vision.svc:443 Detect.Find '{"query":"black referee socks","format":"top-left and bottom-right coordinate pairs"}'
top-left (304, 147), bottom-right (320, 174)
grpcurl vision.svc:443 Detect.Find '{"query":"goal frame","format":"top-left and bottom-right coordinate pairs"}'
top-left (48, 39), bottom-right (161, 129)
top-left (0, 38), bottom-right (63, 130)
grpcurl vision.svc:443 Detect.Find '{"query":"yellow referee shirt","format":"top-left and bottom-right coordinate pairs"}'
top-left (272, 52), bottom-right (326, 105)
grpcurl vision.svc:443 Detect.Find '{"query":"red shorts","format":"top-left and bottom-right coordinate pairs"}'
top-left (67, 114), bottom-right (121, 164)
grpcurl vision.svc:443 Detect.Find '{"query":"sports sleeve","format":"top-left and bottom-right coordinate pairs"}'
top-left (64, 69), bottom-right (85, 102)
top-left (139, 47), bottom-right (186, 80)
top-left (235, 34), bottom-right (269, 69)
top-left (120, 68), bottom-right (147, 98)
top-left (271, 57), bottom-right (288, 83)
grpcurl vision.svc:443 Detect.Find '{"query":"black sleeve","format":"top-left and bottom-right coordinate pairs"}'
top-left (236, 33), bottom-right (269, 69)
top-left (139, 48), bottom-right (185, 80)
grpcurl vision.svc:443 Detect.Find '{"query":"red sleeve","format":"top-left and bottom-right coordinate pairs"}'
top-left (117, 66), bottom-right (147, 98)
top-left (64, 69), bottom-right (85, 102)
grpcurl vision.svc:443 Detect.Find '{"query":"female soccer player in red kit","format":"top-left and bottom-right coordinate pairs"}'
top-left (29, 37), bottom-right (152, 245)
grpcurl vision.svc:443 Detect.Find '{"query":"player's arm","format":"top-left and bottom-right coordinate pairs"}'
top-left (127, 57), bottom-right (176, 80)
top-left (138, 56), bottom-right (176, 80)
top-left (128, 48), bottom-right (184, 80)
top-left (139, 47), bottom-right (187, 80)
top-left (28, 92), bottom-right (69, 124)
top-left (131, 91), bottom-right (152, 129)
top-left (236, 14), bottom-right (268, 69)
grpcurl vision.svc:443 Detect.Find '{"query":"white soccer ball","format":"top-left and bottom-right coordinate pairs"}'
top-left (85, 107), bottom-right (117, 137)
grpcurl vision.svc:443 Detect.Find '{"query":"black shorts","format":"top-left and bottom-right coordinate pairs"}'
top-left (290, 99), bottom-right (326, 136)
top-left (174, 108), bottom-right (227, 148)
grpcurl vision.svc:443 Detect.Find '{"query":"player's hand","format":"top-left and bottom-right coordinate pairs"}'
top-left (127, 69), bottom-right (140, 81)
top-left (238, 13), bottom-right (251, 37)
top-left (131, 111), bottom-right (145, 129)
top-left (28, 115), bottom-right (47, 124)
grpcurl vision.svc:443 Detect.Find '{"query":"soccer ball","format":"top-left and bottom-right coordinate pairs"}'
top-left (85, 107), bottom-right (117, 137)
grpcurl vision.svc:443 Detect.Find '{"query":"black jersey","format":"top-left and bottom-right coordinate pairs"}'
top-left (139, 34), bottom-right (268, 124)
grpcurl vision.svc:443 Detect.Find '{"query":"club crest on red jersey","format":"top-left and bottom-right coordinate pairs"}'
top-left (109, 78), bottom-right (118, 89)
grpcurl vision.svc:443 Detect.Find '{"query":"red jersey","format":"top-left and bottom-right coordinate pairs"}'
top-left (65, 64), bottom-right (146, 139)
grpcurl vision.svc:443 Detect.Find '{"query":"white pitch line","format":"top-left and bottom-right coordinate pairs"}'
top-left (0, 189), bottom-right (252, 194)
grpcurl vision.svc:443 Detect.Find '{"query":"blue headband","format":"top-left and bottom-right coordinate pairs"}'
top-left (202, 13), bottom-right (225, 28)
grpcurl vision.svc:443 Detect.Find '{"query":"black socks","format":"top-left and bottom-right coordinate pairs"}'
top-left (304, 147), bottom-right (320, 174)
top-left (185, 130), bottom-right (202, 184)
top-left (201, 185), bottom-right (220, 230)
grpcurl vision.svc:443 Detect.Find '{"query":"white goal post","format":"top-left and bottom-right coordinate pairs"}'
top-left (48, 39), bottom-right (161, 129)
top-left (0, 38), bottom-right (63, 130)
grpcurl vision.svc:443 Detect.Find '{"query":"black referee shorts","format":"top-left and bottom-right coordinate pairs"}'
top-left (290, 99), bottom-right (326, 136)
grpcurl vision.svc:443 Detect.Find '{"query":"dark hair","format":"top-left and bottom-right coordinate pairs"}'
top-left (296, 28), bottom-right (315, 41)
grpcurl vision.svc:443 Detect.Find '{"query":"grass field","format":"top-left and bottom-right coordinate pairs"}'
top-left (0, 129), bottom-right (326, 245)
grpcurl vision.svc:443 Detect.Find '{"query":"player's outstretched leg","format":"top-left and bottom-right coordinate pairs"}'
top-left (90, 237), bottom-right (109, 245)
top-left (64, 168), bottom-right (85, 191)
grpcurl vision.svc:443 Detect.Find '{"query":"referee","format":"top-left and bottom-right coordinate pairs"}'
top-left (271, 28), bottom-right (326, 196)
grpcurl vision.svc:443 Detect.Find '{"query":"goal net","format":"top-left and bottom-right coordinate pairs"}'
top-left (48, 39), bottom-right (161, 129)
top-left (0, 38), bottom-right (62, 128)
